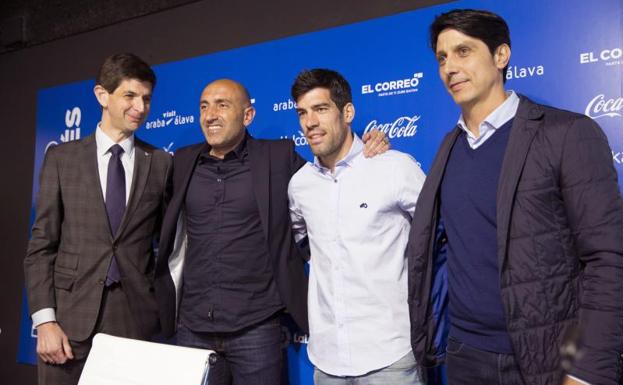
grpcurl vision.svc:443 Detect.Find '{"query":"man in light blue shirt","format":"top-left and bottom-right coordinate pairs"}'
top-left (288, 69), bottom-right (426, 384)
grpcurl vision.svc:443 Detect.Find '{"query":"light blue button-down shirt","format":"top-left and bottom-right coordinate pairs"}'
top-left (457, 91), bottom-right (520, 149)
top-left (288, 134), bottom-right (426, 376)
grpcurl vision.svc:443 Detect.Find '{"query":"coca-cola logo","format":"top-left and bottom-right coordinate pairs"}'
top-left (363, 115), bottom-right (420, 139)
top-left (585, 94), bottom-right (623, 120)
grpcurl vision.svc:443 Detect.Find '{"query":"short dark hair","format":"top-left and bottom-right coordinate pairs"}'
top-left (96, 53), bottom-right (156, 93)
top-left (430, 9), bottom-right (511, 80)
top-left (291, 69), bottom-right (352, 111)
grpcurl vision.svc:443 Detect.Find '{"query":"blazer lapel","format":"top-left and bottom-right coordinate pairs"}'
top-left (248, 138), bottom-right (270, 241)
top-left (496, 97), bottom-right (543, 271)
top-left (116, 139), bottom-right (152, 239)
top-left (80, 134), bottom-right (113, 240)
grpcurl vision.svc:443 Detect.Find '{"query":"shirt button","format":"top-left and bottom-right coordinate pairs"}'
top-left (216, 178), bottom-right (222, 182)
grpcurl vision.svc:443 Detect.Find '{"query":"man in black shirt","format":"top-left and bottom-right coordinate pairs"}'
top-left (155, 79), bottom-right (387, 384)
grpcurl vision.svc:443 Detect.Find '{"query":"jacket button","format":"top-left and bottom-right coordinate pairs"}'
top-left (97, 279), bottom-right (105, 285)
top-left (208, 354), bottom-right (218, 366)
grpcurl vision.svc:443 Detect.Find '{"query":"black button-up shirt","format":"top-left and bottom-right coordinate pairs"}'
top-left (180, 136), bottom-right (283, 332)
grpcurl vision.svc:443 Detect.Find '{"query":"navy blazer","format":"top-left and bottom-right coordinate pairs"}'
top-left (155, 136), bottom-right (309, 337)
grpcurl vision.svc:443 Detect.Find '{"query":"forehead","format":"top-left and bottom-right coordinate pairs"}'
top-left (200, 81), bottom-right (244, 101)
top-left (297, 87), bottom-right (333, 106)
top-left (113, 78), bottom-right (153, 94)
top-left (436, 28), bottom-right (484, 52)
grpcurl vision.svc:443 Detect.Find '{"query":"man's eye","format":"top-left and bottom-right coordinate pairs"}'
top-left (458, 47), bottom-right (470, 56)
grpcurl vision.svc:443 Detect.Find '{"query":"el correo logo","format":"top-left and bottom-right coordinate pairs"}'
top-left (361, 73), bottom-right (423, 97)
top-left (580, 47), bottom-right (623, 65)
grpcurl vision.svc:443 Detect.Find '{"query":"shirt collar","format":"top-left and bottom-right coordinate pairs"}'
top-left (95, 124), bottom-right (135, 157)
top-left (312, 133), bottom-right (362, 173)
top-left (457, 90), bottom-right (520, 135)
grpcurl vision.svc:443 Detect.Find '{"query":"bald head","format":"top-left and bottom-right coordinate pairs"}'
top-left (199, 78), bottom-right (256, 159)
top-left (202, 79), bottom-right (251, 108)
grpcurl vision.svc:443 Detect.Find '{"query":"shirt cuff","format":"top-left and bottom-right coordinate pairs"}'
top-left (31, 308), bottom-right (56, 328)
top-left (567, 374), bottom-right (592, 385)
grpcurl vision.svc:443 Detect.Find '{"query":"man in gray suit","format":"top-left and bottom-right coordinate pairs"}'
top-left (24, 53), bottom-right (172, 385)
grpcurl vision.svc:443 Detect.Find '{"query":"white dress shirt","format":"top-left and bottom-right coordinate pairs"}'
top-left (31, 125), bottom-right (135, 327)
top-left (288, 134), bottom-right (426, 376)
top-left (457, 90), bottom-right (519, 149)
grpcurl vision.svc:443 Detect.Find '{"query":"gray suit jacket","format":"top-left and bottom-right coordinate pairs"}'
top-left (24, 134), bottom-right (172, 342)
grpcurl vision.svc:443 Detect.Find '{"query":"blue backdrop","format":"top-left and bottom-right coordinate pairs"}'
top-left (19, 0), bottom-right (623, 384)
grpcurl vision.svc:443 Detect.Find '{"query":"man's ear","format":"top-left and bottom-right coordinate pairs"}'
top-left (243, 105), bottom-right (256, 127)
top-left (494, 43), bottom-right (511, 70)
top-left (343, 102), bottom-right (355, 124)
top-left (93, 85), bottom-right (110, 108)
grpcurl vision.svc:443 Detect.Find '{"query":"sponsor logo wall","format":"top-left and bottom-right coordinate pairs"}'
top-left (20, 0), bottom-right (622, 383)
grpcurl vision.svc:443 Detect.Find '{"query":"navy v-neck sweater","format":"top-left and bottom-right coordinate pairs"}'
top-left (440, 118), bottom-right (514, 353)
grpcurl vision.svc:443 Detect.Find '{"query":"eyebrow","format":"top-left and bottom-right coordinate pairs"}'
top-left (201, 97), bottom-right (232, 104)
top-left (437, 41), bottom-right (477, 55)
top-left (311, 102), bottom-right (331, 109)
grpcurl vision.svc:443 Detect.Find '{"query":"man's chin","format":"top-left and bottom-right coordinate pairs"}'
top-left (125, 121), bottom-right (143, 131)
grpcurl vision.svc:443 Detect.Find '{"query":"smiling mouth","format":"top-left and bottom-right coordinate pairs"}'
top-left (206, 125), bottom-right (222, 132)
top-left (449, 79), bottom-right (468, 92)
top-left (306, 132), bottom-right (325, 145)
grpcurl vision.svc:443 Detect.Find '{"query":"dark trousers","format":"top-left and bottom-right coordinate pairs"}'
top-left (176, 316), bottom-right (283, 385)
top-left (38, 283), bottom-right (141, 385)
top-left (446, 337), bottom-right (526, 385)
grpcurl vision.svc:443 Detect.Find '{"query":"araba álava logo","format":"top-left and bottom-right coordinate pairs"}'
top-left (363, 115), bottom-right (420, 139)
top-left (585, 94), bottom-right (623, 120)
top-left (145, 110), bottom-right (194, 130)
top-left (45, 107), bottom-right (81, 152)
top-left (505, 65), bottom-right (544, 80)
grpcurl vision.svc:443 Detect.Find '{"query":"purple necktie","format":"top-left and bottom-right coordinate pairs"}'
top-left (105, 144), bottom-right (125, 286)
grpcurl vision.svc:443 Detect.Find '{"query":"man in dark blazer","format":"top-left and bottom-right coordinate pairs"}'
top-left (154, 79), bottom-right (309, 385)
top-left (155, 79), bottom-right (387, 385)
top-left (24, 53), bottom-right (172, 385)
top-left (407, 9), bottom-right (623, 385)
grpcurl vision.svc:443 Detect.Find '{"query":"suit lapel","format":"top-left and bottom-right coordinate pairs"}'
top-left (80, 134), bottom-right (113, 240)
top-left (116, 138), bottom-right (152, 239)
top-left (496, 97), bottom-right (543, 271)
top-left (248, 138), bottom-right (270, 241)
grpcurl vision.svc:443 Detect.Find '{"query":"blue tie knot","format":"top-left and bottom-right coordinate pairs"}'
top-left (109, 144), bottom-right (124, 157)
